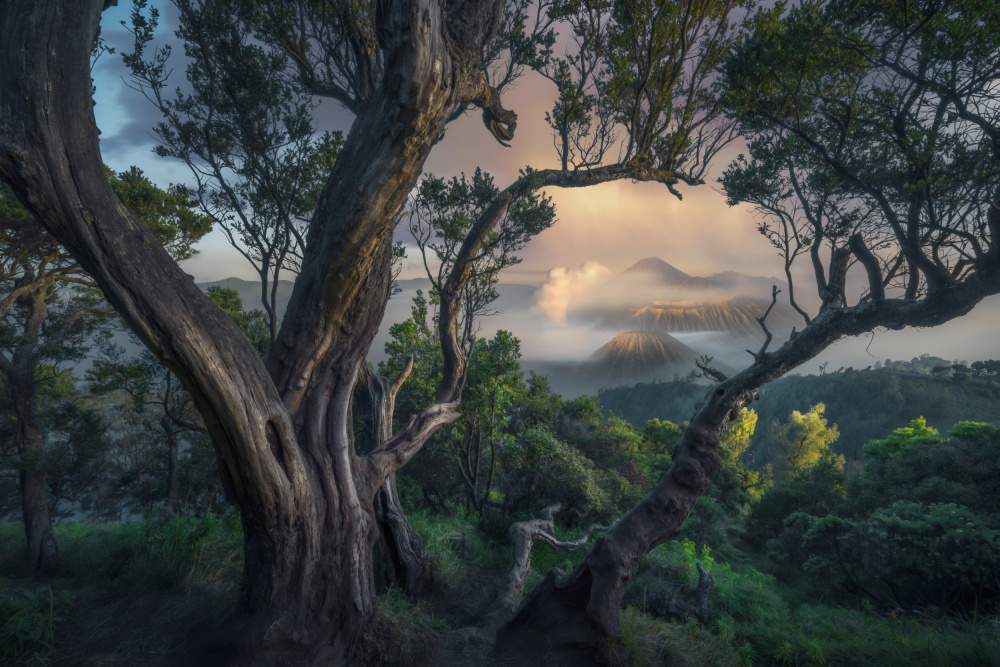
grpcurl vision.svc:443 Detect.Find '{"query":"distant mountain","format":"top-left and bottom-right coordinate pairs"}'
top-left (573, 331), bottom-right (717, 387)
top-left (622, 257), bottom-right (694, 284)
top-left (197, 277), bottom-right (295, 315)
top-left (606, 295), bottom-right (799, 339)
top-left (569, 259), bottom-right (796, 341)
top-left (705, 271), bottom-right (784, 298)
top-left (619, 259), bottom-right (783, 296)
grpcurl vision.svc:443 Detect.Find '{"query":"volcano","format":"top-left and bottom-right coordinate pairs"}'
top-left (573, 331), bottom-right (711, 386)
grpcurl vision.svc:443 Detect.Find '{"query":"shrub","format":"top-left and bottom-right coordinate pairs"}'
top-left (784, 502), bottom-right (1000, 612)
top-left (0, 579), bottom-right (75, 665)
top-left (354, 587), bottom-right (447, 667)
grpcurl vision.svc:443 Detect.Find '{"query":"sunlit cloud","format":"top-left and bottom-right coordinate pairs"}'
top-left (535, 261), bottom-right (611, 324)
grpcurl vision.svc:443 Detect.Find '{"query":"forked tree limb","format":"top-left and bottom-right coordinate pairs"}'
top-left (364, 402), bottom-right (462, 480)
top-left (746, 285), bottom-right (780, 362)
top-left (482, 504), bottom-right (606, 632)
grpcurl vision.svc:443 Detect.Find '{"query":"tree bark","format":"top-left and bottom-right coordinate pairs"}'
top-left (354, 360), bottom-right (431, 597)
top-left (16, 404), bottom-right (58, 572)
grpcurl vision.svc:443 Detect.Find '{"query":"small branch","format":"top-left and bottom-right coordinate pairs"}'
top-left (389, 354), bottom-right (414, 395)
top-left (695, 355), bottom-right (727, 382)
top-left (166, 415), bottom-right (207, 434)
top-left (746, 285), bottom-right (780, 363)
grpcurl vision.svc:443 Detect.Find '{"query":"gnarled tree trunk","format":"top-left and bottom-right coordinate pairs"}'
top-left (354, 359), bottom-right (432, 596)
top-left (0, 0), bottom-right (507, 661)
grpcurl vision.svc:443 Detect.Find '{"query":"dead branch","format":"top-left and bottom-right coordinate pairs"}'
top-left (695, 355), bottom-right (727, 382)
top-left (482, 504), bottom-right (606, 632)
top-left (746, 285), bottom-right (781, 362)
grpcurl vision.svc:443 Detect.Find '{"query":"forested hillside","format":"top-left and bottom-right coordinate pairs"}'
top-left (599, 363), bottom-right (1000, 462)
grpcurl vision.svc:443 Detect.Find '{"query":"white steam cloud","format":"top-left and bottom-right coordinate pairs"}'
top-left (535, 261), bottom-right (611, 324)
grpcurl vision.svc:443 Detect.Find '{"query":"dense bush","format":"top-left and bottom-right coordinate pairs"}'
top-left (847, 420), bottom-right (1000, 517)
top-left (784, 502), bottom-right (1000, 611)
top-left (742, 449), bottom-right (846, 551)
top-left (767, 420), bottom-right (1000, 613)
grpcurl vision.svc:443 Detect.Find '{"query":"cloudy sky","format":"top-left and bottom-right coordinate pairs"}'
top-left (90, 2), bottom-right (1000, 374)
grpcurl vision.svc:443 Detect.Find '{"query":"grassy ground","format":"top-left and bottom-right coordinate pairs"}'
top-left (0, 512), bottom-right (996, 666)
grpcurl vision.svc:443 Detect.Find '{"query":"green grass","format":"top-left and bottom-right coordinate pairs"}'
top-left (0, 512), bottom-right (242, 665)
top-left (0, 511), bottom-right (242, 592)
top-left (409, 509), bottom-right (509, 617)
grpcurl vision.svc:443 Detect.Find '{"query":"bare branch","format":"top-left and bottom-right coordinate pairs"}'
top-left (388, 355), bottom-right (414, 395)
top-left (695, 355), bottom-right (727, 383)
top-left (483, 504), bottom-right (607, 631)
top-left (365, 402), bottom-right (462, 478)
top-left (746, 285), bottom-right (781, 362)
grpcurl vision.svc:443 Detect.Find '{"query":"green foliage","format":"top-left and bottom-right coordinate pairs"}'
top-left (106, 166), bottom-right (212, 261)
top-left (0, 370), bottom-right (110, 517)
top-left (380, 291), bottom-right (440, 427)
top-left (410, 168), bottom-right (555, 293)
top-left (850, 420), bottom-right (1000, 518)
top-left (623, 537), bottom-right (1000, 667)
top-left (862, 417), bottom-right (942, 462)
top-left (769, 403), bottom-right (840, 477)
top-left (407, 510), bottom-right (508, 616)
top-left (786, 502), bottom-right (1000, 612)
top-left (494, 427), bottom-right (624, 522)
top-left (769, 418), bottom-right (1000, 613)
top-left (721, 408), bottom-right (758, 464)
top-left (743, 449), bottom-right (846, 550)
top-left (0, 580), bottom-right (75, 666)
top-left (354, 587), bottom-right (447, 667)
top-left (0, 512), bottom-right (241, 593)
top-left (598, 368), bottom-right (1000, 464)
